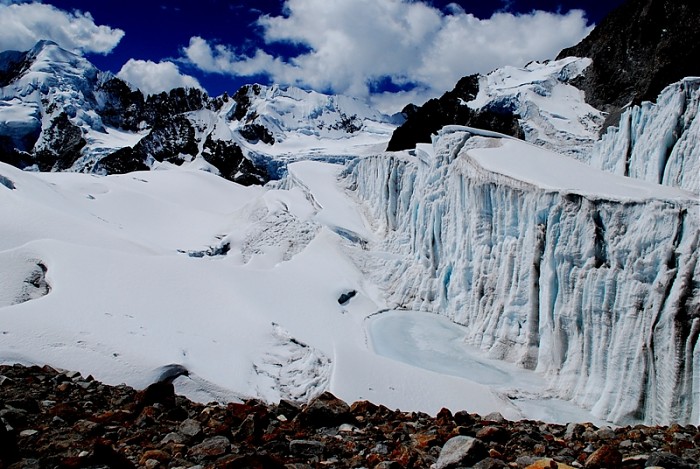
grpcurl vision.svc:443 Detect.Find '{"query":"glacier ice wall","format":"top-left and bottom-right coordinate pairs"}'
top-left (346, 129), bottom-right (699, 425)
top-left (589, 78), bottom-right (700, 194)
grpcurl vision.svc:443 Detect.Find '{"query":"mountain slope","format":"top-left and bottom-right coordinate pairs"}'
top-left (386, 58), bottom-right (602, 156)
top-left (557, 0), bottom-right (700, 127)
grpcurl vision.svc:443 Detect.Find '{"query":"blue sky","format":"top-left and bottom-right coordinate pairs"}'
top-left (0, 0), bottom-right (626, 112)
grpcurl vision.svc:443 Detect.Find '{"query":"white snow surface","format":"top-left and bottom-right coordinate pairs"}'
top-left (0, 158), bottom-right (561, 421)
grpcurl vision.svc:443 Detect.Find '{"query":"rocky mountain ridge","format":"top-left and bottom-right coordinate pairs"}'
top-left (557, 0), bottom-right (700, 128)
top-left (0, 40), bottom-right (267, 184)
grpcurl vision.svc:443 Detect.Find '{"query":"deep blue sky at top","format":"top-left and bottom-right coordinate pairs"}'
top-left (47, 0), bottom-right (626, 98)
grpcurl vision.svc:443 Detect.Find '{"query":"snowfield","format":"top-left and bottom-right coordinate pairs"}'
top-left (0, 157), bottom-right (551, 421)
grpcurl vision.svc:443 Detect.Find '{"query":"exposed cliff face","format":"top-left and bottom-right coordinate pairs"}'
top-left (346, 128), bottom-right (699, 425)
top-left (557, 0), bottom-right (700, 128)
top-left (587, 78), bottom-right (700, 194)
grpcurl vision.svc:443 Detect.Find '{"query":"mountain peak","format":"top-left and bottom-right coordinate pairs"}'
top-left (28, 39), bottom-right (60, 54)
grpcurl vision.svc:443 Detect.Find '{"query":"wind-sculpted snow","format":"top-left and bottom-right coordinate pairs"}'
top-left (589, 78), bottom-right (700, 194)
top-left (346, 127), bottom-right (699, 425)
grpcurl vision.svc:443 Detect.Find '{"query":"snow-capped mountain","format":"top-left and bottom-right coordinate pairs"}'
top-left (0, 40), bottom-right (101, 168)
top-left (227, 83), bottom-right (402, 174)
top-left (0, 40), bottom-right (265, 183)
top-left (387, 57), bottom-right (606, 160)
top-left (230, 83), bottom-right (401, 142)
top-left (557, 0), bottom-right (700, 127)
top-left (0, 41), bottom-right (401, 183)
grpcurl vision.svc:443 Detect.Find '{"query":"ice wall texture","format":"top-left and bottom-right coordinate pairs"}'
top-left (589, 78), bottom-right (700, 194)
top-left (347, 129), bottom-right (699, 425)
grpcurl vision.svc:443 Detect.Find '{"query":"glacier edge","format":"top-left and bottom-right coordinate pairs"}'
top-left (345, 127), bottom-right (699, 425)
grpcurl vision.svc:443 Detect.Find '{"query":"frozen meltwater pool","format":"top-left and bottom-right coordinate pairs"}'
top-left (367, 310), bottom-right (610, 425)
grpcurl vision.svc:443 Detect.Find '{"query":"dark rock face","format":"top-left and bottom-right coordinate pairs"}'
top-left (557, 0), bottom-right (700, 127)
top-left (386, 75), bottom-right (524, 151)
top-left (239, 123), bottom-right (275, 145)
top-left (33, 112), bottom-right (87, 171)
top-left (1, 364), bottom-right (699, 468)
top-left (142, 87), bottom-right (211, 126)
top-left (202, 134), bottom-right (269, 186)
top-left (95, 77), bottom-right (146, 131)
top-left (96, 114), bottom-right (197, 175)
top-left (0, 49), bottom-right (30, 88)
top-left (231, 84), bottom-right (262, 122)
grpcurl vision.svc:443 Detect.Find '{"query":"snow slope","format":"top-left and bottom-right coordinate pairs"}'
top-left (346, 126), bottom-right (699, 425)
top-left (0, 159), bottom-right (546, 420)
top-left (468, 57), bottom-right (604, 158)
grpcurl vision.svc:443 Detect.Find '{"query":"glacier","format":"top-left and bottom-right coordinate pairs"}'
top-left (588, 77), bottom-right (700, 194)
top-left (345, 127), bottom-right (699, 425)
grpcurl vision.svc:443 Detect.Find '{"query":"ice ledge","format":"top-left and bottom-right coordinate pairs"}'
top-left (439, 126), bottom-right (697, 204)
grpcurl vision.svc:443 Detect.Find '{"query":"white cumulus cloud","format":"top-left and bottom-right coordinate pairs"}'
top-left (183, 0), bottom-right (592, 111)
top-left (0, 2), bottom-right (124, 54)
top-left (117, 59), bottom-right (203, 96)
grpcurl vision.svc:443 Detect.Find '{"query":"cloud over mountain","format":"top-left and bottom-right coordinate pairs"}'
top-left (183, 0), bottom-right (592, 111)
top-left (0, 2), bottom-right (124, 54)
top-left (117, 59), bottom-right (203, 96)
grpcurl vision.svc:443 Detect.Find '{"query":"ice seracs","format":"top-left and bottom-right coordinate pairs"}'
top-left (345, 126), bottom-right (699, 425)
top-left (588, 77), bottom-right (700, 194)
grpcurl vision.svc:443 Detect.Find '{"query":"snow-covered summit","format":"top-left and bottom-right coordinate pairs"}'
top-left (466, 57), bottom-right (604, 158)
top-left (230, 83), bottom-right (401, 141)
top-left (227, 84), bottom-right (402, 168)
top-left (0, 41), bottom-right (400, 181)
top-left (387, 57), bottom-right (603, 158)
top-left (0, 40), bottom-right (102, 156)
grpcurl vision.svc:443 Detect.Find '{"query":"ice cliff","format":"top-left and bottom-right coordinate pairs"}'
top-left (346, 127), bottom-right (699, 425)
top-left (588, 78), bottom-right (700, 194)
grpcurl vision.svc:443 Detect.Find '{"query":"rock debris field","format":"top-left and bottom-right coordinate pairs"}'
top-left (0, 364), bottom-right (698, 469)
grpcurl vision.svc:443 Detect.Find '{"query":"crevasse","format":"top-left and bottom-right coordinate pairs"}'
top-left (345, 128), bottom-right (699, 425)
